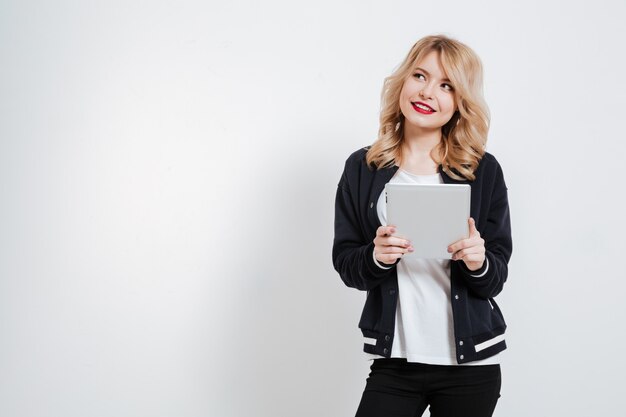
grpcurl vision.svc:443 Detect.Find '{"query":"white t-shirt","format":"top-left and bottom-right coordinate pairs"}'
top-left (365, 168), bottom-right (501, 366)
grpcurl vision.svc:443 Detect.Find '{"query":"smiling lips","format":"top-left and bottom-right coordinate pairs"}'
top-left (412, 102), bottom-right (436, 114)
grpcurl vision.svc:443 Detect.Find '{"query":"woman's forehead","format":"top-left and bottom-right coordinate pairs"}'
top-left (412, 53), bottom-right (451, 82)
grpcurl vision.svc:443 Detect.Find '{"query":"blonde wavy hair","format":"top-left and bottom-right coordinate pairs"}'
top-left (366, 34), bottom-right (490, 181)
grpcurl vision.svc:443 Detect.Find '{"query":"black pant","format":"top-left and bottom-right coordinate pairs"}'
top-left (355, 358), bottom-right (501, 417)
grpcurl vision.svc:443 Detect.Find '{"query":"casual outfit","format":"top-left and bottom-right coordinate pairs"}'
top-left (332, 146), bottom-right (512, 416)
top-left (367, 168), bottom-right (502, 365)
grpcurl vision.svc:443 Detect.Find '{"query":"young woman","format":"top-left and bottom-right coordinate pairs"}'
top-left (332, 34), bottom-right (512, 417)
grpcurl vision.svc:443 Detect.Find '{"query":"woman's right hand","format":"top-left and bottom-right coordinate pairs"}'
top-left (373, 225), bottom-right (414, 265)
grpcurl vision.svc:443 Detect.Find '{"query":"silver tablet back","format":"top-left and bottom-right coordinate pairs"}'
top-left (385, 183), bottom-right (471, 259)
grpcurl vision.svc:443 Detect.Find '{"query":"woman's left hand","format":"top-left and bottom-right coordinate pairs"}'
top-left (447, 217), bottom-right (486, 272)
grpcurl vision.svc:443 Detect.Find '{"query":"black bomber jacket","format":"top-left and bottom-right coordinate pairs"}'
top-left (332, 146), bottom-right (513, 364)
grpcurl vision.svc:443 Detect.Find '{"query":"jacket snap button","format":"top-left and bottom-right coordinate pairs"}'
top-left (454, 294), bottom-right (459, 300)
top-left (383, 348), bottom-right (389, 354)
top-left (459, 341), bottom-right (464, 346)
top-left (385, 335), bottom-right (390, 342)
top-left (460, 355), bottom-right (464, 360)
top-left (370, 202), bottom-right (374, 208)
top-left (389, 289), bottom-right (396, 295)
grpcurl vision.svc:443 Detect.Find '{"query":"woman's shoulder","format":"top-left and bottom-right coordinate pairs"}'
top-left (480, 150), bottom-right (499, 165)
top-left (345, 145), bottom-right (371, 164)
top-left (340, 145), bottom-right (374, 173)
top-left (477, 151), bottom-right (506, 174)
top-left (476, 151), bottom-right (508, 189)
top-left (337, 146), bottom-right (377, 190)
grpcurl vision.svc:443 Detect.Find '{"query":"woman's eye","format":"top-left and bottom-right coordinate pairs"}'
top-left (414, 73), bottom-right (454, 91)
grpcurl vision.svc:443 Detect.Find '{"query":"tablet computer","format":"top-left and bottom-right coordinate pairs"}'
top-left (385, 183), bottom-right (471, 259)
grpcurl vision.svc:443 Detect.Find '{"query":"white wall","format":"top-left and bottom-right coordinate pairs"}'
top-left (1, 1), bottom-right (625, 416)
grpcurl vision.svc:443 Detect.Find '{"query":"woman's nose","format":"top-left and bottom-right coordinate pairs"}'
top-left (420, 83), bottom-right (435, 98)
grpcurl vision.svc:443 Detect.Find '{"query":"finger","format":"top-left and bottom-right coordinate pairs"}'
top-left (468, 217), bottom-right (480, 238)
top-left (448, 239), bottom-right (470, 254)
top-left (380, 245), bottom-right (411, 254)
top-left (449, 230), bottom-right (486, 253)
top-left (385, 236), bottom-right (411, 248)
top-left (452, 245), bottom-right (484, 260)
top-left (452, 244), bottom-right (479, 258)
top-left (375, 238), bottom-right (413, 256)
top-left (377, 225), bottom-right (397, 237)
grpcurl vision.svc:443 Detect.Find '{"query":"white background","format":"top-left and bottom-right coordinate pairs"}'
top-left (1, 1), bottom-right (625, 416)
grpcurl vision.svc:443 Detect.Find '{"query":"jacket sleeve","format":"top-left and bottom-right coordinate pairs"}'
top-left (332, 159), bottom-right (397, 291)
top-left (457, 159), bottom-right (512, 299)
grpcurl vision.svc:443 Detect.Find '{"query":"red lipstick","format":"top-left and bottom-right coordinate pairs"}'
top-left (412, 101), bottom-right (435, 114)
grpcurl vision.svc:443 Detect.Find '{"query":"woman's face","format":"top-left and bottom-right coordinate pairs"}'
top-left (399, 50), bottom-right (458, 133)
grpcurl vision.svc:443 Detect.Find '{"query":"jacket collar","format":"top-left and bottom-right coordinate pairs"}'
top-left (378, 163), bottom-right (469, 185)
top-left (438, 164), bottom-right (470, 185)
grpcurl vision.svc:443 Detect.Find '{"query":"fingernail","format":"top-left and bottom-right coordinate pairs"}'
top-left (408, 247), bottom-right (414, 252)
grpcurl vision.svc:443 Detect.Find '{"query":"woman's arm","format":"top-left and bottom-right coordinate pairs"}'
top-left (457, 159), bottom-right (513, 299)
top-left (331, 161), bottom-right (397, 291)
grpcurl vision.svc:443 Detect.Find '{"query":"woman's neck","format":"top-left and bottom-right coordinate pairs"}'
top-left (400, 128), bottom-right (443, 175)
top-left (402, 124), bottom-right (442, 155)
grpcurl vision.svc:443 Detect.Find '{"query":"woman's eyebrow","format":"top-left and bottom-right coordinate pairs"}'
top-left (414, 67), bottom-right (451, 82)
